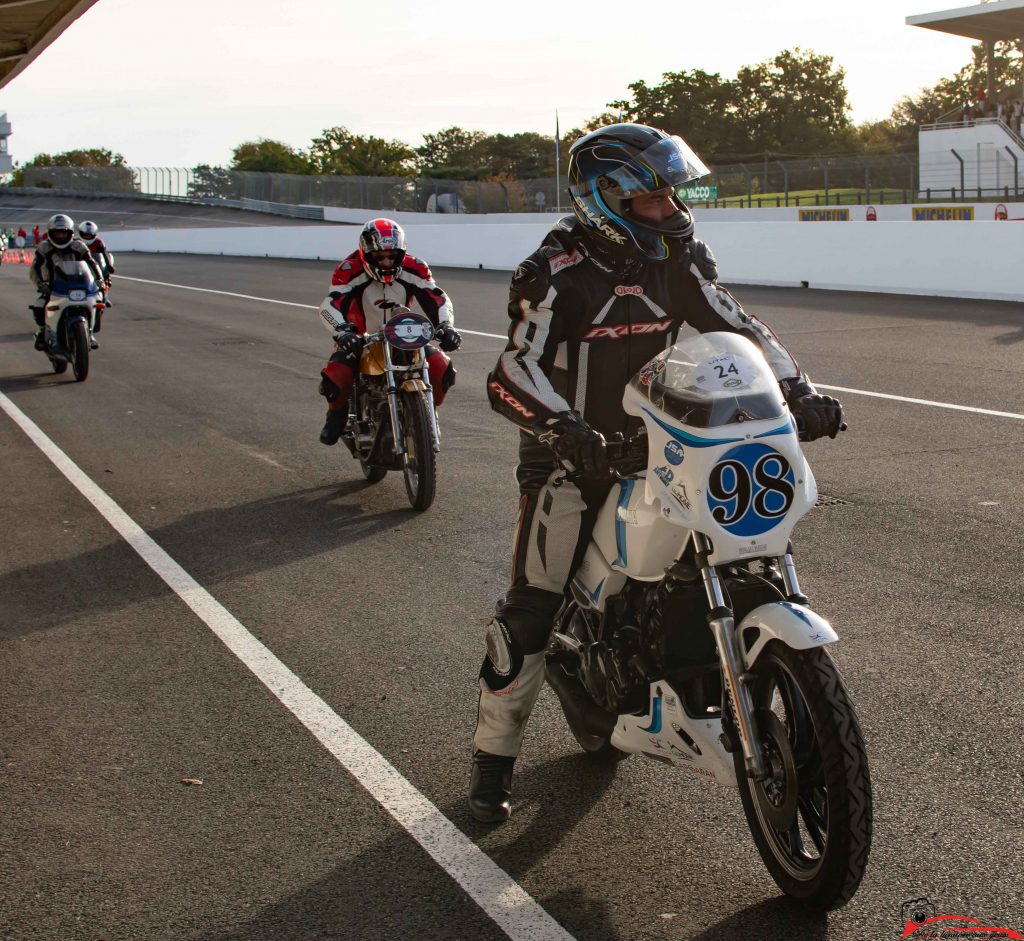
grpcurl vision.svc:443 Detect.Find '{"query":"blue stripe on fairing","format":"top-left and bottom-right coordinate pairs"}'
top-left (754, 420), bottom-right (795, 439)
top-left (573, 576), bottom-right (606, 607)
top-left (640, 694), bottom-right (662, 734)
top-left (642, 407), bottom-right (791, 447)
top-left (614, 478), bottom-right (635, 566)
top-left (642, 407), bottom-right (743, 447)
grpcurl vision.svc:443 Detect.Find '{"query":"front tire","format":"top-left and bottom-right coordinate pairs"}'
top-left (69, 320), bottom-right (89, 382)
top-left (735, 642), bottom-right (872, 911)
top-left (399, 390), bottom-right (436, 511)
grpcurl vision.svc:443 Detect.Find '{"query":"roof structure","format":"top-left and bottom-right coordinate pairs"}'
top-left (0, 0), bottom-right (101, 90)
top-left (906, 0), bottom-right (1024, 43)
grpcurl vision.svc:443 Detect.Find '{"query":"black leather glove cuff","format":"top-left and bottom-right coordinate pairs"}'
top-left (437, 326), bottom-right (462, 352)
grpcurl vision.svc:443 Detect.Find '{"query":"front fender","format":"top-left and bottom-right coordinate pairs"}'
top-left (738, 601), bottom-right (838, 667)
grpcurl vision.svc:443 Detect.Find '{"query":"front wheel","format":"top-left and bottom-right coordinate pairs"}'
top-left (69, 320), bottom-right (89, 382)
top-left (735, 641), bottom-right (872, 911)
top-left (399, 390), bottom-right (436, 511)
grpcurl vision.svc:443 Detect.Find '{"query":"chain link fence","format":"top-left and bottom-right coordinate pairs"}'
top-left (18, 151), bottom-right (1024, 213)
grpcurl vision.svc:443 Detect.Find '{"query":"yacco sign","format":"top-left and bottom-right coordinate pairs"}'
top-left (682, 184), bottom-right (718, 201)
top-left (912, 206), bottom-right (975, 221)
top-left (798, 209), bottom-right (850, 222)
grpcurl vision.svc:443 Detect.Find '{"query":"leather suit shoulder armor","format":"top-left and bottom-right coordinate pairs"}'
top-left (401, 255), bottom-right (432, 280)
top-left (331, 252), bottom-right (364, 287)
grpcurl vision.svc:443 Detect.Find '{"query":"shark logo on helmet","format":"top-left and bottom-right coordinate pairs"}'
top-left (572, 196), bottom-right (626, 244)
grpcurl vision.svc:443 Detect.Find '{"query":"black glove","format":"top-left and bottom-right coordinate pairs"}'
top-left (333, 324), bottom-right (363, 359)
top-left (782, 378), bottom-right (844, 441)
top-left (540, 413), bottom-right (609, 478)
top-left (436, 325), bottom-right (462, 352)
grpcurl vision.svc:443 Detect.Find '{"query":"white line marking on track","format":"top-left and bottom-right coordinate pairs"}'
top-left (816, 385), bottom-right (1024, 421)
top-left (0, 389), bottom-right (576, 941)
top-left (118, 275), bottom-right (1024, 421)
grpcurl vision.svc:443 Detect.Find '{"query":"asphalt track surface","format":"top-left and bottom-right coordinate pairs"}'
top-left (1, 250), bottom-right (1023, 941)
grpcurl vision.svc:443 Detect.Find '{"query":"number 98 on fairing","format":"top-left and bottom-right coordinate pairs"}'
top-left (707, 443), bottom-right (795, 536)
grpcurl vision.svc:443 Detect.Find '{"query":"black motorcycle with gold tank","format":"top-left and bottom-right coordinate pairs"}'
top-left (341, 309), bottom-right (441, 510)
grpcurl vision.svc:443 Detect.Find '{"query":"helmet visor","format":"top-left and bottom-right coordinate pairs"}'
top-left (602, 136), bottom-right (710, 198)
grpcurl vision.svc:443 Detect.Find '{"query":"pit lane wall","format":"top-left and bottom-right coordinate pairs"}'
top-left (101, 205), bottom-right (1024, 303)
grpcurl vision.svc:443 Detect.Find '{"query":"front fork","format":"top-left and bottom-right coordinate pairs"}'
top-left (381, 344), bottom-right (441, 456)
top-left (694, 532), bottom-right (806, 782)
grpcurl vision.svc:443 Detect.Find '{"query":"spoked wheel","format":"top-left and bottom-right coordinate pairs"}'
top-left (69, 320), bottom-right (89, 382)
top-left (735, 641), bottom-right (872, 911)
top-left (399, 390), bottom-right (436, 511)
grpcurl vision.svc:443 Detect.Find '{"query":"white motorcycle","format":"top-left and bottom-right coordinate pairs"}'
top-left (545, 331), bottom-right (872, 911)
top-left (31, 259), bottom-right (102, 382)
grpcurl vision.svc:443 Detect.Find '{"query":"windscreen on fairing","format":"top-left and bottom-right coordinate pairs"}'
top-left (628, 332), bottom-right (787, 429)
top-left (52, 259), bottom-right (96, 289)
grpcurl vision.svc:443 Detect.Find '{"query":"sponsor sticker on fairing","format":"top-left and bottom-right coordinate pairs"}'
top-left (664, 440), bottom-right (685, 465)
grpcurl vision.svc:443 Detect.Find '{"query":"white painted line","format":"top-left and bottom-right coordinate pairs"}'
top-left (117, 276), bottom-right (313, 309)
top-left (117, 275), bottom-right (1024, 420)
top-left (0, 389), bottom-right (576, 941)
top-left (816, 384), bottom-right (1024, 421)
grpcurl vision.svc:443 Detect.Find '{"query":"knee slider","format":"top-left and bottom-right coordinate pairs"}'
top-left (496, 585), bottom-right (563, 654)
top-left (441, 361), bottom-right (457, 393)
top-left (318, 375), bottom-right (340, 402)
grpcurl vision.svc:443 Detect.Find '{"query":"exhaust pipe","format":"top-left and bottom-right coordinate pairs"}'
top-left (545, 660), bottom-right (617, 740)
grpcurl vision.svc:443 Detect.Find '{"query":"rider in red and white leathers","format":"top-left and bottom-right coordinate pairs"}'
top-left (316, 218), bottom-right (461, 445)
top-left (77, 221), bottom-right (115, 282)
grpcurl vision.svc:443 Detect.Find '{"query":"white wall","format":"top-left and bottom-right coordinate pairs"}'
top-left (102, 217), bottom-right (1024, 303)
top-left (919, 122), bottom-right (1024, 194)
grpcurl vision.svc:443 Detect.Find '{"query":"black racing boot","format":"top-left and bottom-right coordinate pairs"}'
top-left (319, 409), bottom-right (346, 446)
top-left (33, 330), bottom-right (45, 351)
top-left (468, 750), bottom-right (515, 823)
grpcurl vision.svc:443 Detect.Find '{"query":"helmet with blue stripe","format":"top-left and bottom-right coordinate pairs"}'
top-left (567, 124), bottom-right (709, 264)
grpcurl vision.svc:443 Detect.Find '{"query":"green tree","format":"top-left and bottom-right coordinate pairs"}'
top-left (605, 49), bottom-right (854, 159)
top-left (416, 126), bottom-right (487, 178)
top-left (309, 126), bottom-right (415, 176)
top-left (477, 132), bottom-right (554, 179)
top-left (609, 69), bottom-right (741, 156)
top-left (230, 139), bottom-right (312, 174)
top-left (732, 48), bottom-right (855, 155)
top-left (189, 164), bottom-right (238, 199)
top-left (11, 147), bottom-right (134, 190)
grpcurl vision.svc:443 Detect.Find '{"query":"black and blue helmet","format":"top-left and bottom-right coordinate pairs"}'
top-left (567, 124), bottom-right (710, 263)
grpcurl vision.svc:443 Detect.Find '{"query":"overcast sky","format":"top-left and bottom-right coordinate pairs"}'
top-left (0, 0), bottom-right (981, 168)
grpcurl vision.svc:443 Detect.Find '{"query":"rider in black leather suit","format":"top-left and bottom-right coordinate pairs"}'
top-left (469, 123), bottom-right (844, 823)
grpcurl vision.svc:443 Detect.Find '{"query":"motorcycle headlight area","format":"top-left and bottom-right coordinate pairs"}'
top-left (384, 311), bottom-right (434, 350)
top-left (68, 289), bottom-right (87, 301)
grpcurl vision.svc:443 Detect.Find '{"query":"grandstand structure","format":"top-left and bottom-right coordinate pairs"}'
top-left (0, 0), bottom-right (99, 90)
top-left (908, 1), bottom-right (1024, 195)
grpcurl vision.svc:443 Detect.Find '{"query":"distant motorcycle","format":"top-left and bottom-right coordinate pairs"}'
top-left (31, 260), bottom-right (103, 382)
top-left (545, 331), bottom-right (872, 911)
top-left (341, 308), bottom-right (442, 511)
